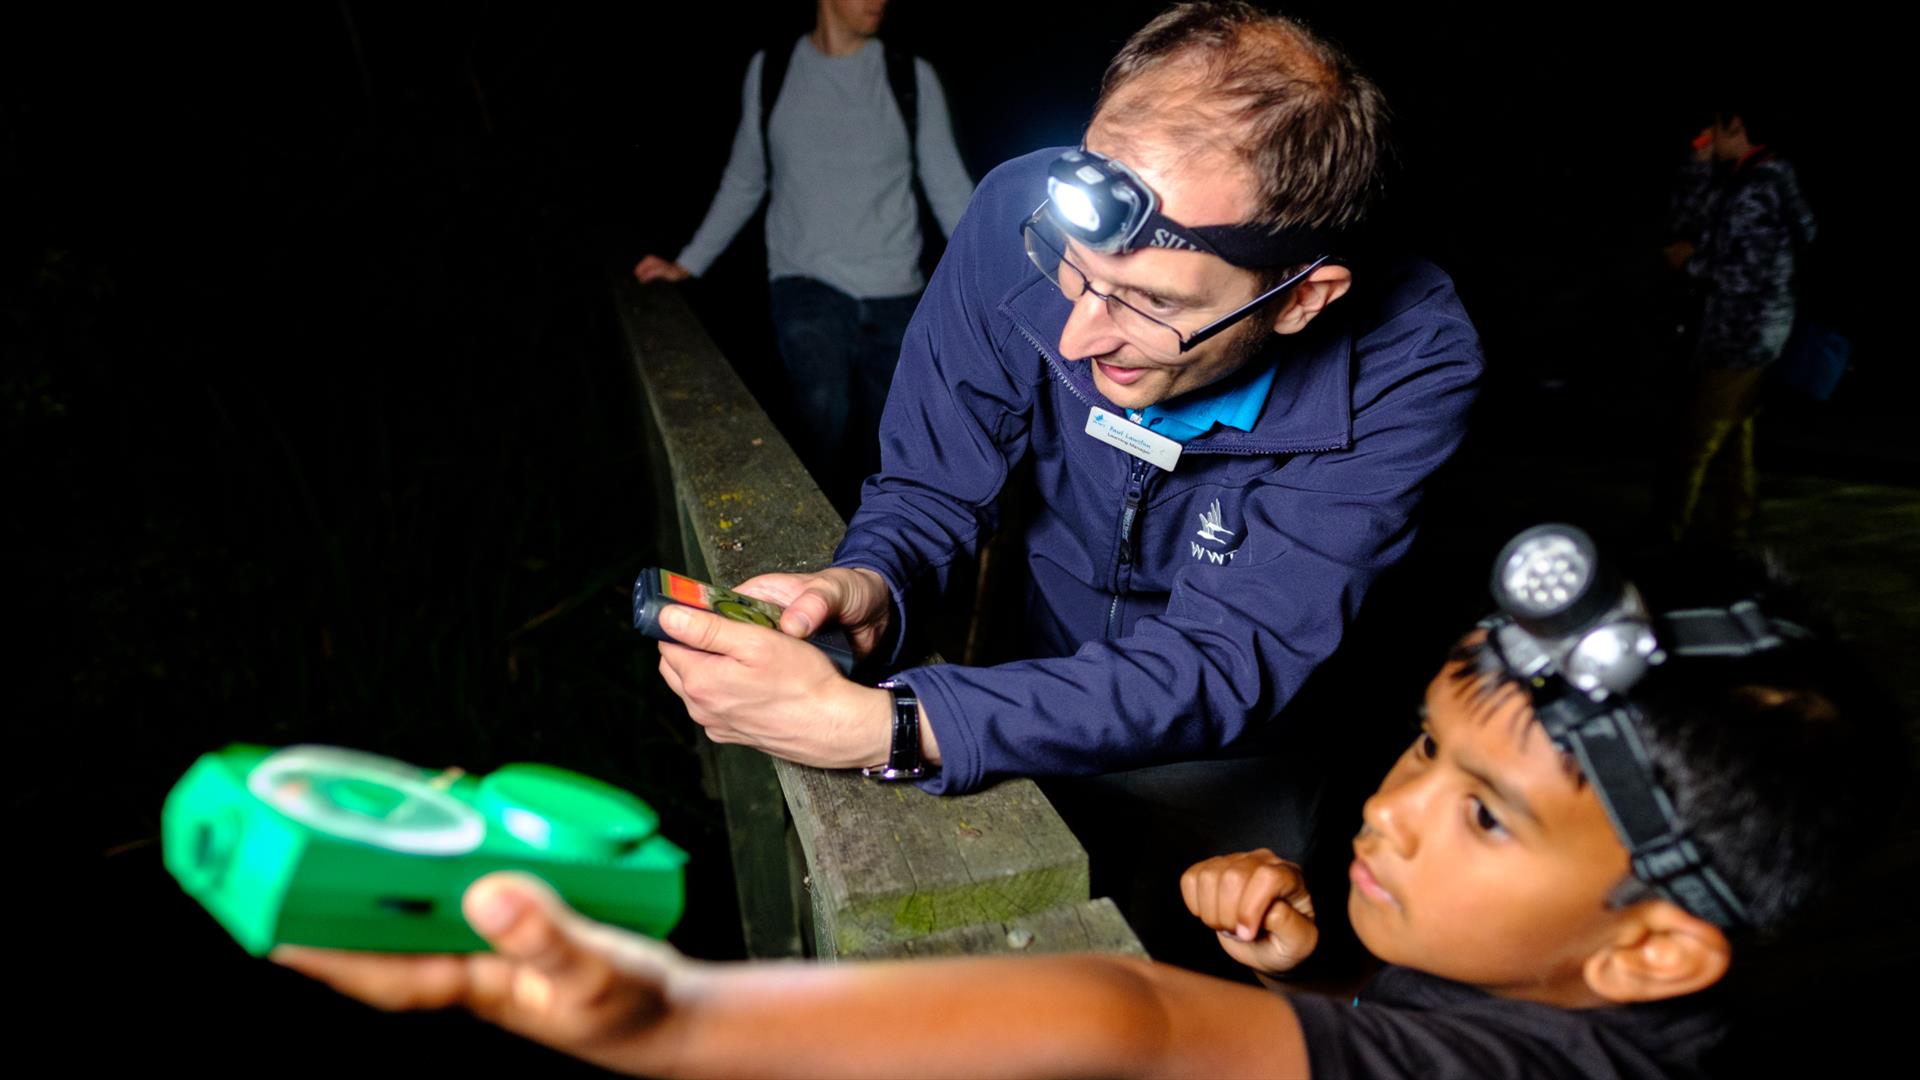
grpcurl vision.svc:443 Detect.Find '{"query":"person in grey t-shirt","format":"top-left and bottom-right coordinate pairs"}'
top-left (634, 0), bottom-right (973, 511)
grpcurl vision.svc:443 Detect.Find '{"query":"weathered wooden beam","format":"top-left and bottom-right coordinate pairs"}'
top-left (788, 763), bottom-right (1090, 959)
top-left (713, 743), bottom-right (806, 958)
top-left (851, 898), bottom-right (1148, 961)
top-left (614, 278), bottom-right (1141, 960)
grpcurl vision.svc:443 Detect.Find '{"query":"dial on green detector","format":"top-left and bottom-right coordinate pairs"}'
top-left (163, 745), bottom-right (687, 956)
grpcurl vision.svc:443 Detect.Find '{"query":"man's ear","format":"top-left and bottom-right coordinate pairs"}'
top-left (1583, 900), bottom-right (1732, 1004)
top-left (1270, 265), bottom-right (1353, 336)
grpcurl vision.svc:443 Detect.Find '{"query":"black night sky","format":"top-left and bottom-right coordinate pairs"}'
top-left (6, 3), bottom-right (1908, 1073)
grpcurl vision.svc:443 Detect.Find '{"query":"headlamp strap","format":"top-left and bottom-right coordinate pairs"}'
top-left (1537, 691), bottom-right (1752, 929)
top-left (1060, 204), bottom-right (1337, 268)
top-left (1184, 221), bottom-right (1341, 270)
top-left (1659, 602), bottom-right (1806, 658)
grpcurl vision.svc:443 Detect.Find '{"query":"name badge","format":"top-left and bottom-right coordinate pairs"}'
top-left (1085, 406), bottom-right (1182, 472)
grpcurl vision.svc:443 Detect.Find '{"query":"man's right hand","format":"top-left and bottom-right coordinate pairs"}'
top-left (1181, 849), bottom-right (1320, 977)
top-left (733, 567), bottom-right (893, 660)
top-left (633, 255), bottom-right (692, 283)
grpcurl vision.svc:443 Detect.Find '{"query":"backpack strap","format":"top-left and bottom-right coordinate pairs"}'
top-left (883, 42), bottom-right (920, 197)
top-left (885, 42), bottom-right (943, 267)
top-left (758, 36), bottom-right (800, 183)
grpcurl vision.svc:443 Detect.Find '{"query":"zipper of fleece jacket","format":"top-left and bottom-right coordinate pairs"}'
top-left (1011, 319), bottom-right (1342, 637)
top-left (1109, 456), bottom-right (1152, 638)
top-left (1012, 323), bottom-right (1161, 639)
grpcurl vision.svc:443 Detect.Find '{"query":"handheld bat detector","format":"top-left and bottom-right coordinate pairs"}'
top-left (633, 567), bottom-right (856, 674)
top-left (163, 744), bottom-right (687, 956)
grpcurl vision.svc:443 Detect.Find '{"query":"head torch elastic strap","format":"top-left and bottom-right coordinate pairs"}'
top-left (1659, 601), bottom-right (1806, 656)
top-left (1532, 691), bottom-right (1752, 930)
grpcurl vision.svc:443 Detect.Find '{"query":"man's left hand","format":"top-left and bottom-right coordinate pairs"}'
top-left (655, 603), bottom-right (893, 769)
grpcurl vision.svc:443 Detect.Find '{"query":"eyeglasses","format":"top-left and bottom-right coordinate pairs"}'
top-left (1021, 205), bottom-right (1330, 359)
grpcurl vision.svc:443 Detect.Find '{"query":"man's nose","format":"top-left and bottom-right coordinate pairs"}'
top-left (1056, 290), bottom-right (1127, 362)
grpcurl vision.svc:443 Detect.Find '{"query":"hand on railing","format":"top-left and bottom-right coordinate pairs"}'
top-left (633, 255), bottom-right (692, 284)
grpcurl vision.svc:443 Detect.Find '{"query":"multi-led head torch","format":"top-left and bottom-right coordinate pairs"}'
top-left (1483, 524), bottom-right (1806, 930)
top-left (1043, 148), bottom-right (1336, 269)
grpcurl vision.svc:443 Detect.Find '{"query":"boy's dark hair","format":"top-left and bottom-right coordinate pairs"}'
top-left (1457, 549), bottom-right (1909, 937)
top-left (1094, 1), bottom-right (1388, 233)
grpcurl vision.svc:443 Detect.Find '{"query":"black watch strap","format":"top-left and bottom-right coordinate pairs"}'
top-left (862, 679), bottom-right (925, 781)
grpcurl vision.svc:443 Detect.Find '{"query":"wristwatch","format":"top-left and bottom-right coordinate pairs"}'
top-left (862, 679), bottom-right (926, 781)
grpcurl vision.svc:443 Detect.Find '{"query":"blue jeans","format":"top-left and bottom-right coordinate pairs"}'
top-left (768, 277), bottom-right (919, 514)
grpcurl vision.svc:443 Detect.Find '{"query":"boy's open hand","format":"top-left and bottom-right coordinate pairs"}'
top-left (274, 873), bottom-right (695, 1076)
top-left (1180, 849), bottom-right (1319, 977)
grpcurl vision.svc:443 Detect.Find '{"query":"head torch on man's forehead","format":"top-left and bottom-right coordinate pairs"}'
top-left (1042, 148), bottom-right (1338, 269)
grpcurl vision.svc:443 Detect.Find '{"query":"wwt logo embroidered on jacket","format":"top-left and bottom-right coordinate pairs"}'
top-left (1190, 498), bottom-right (1241, 564)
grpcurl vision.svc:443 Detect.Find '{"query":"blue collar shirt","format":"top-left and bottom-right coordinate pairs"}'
top-left (1132, 362), bottom-right (1278, 443)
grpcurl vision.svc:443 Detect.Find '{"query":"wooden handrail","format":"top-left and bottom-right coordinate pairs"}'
top-left (613, 278), bottom-right (1142, 960)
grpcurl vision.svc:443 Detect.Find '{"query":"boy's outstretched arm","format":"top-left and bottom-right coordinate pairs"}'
top-left (276, 873), bottom-right (1309, 1080)
top-left (1181, 849), bottom-right (1320, 978)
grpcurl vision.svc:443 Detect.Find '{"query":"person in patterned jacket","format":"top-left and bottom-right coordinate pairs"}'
top-left (1658, 106), bottom-right (1817, 545)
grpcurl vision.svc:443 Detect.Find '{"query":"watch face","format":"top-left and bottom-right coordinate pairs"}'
top-left (868, 685), bottom-right (924, 781)
top-left (249, 745), bottom-right (485, 856)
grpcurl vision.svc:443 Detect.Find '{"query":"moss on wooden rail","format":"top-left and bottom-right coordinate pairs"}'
top-left (613, 278), bottom-right (1140, 960)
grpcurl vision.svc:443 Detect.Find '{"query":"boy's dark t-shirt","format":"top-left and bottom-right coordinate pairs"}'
top-left (1288, 965), bottom-right (1728, 1079)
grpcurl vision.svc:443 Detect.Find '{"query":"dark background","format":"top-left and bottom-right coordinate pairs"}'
top-left (5, 2), bottom-right (1905, 1073)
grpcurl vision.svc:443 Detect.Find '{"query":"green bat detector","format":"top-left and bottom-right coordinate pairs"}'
top-left (163, 744), bottom-right (687, 955)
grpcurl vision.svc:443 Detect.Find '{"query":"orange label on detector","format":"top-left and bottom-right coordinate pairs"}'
top-left (664, 570), bottom-right (709, 607)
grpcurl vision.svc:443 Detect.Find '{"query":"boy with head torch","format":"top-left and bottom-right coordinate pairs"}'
top-left (282, 526), bottom-right (1905, 1078)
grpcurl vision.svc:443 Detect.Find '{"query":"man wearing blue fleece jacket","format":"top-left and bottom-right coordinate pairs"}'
top-left (656, 4), bottom-right (1481, 864)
